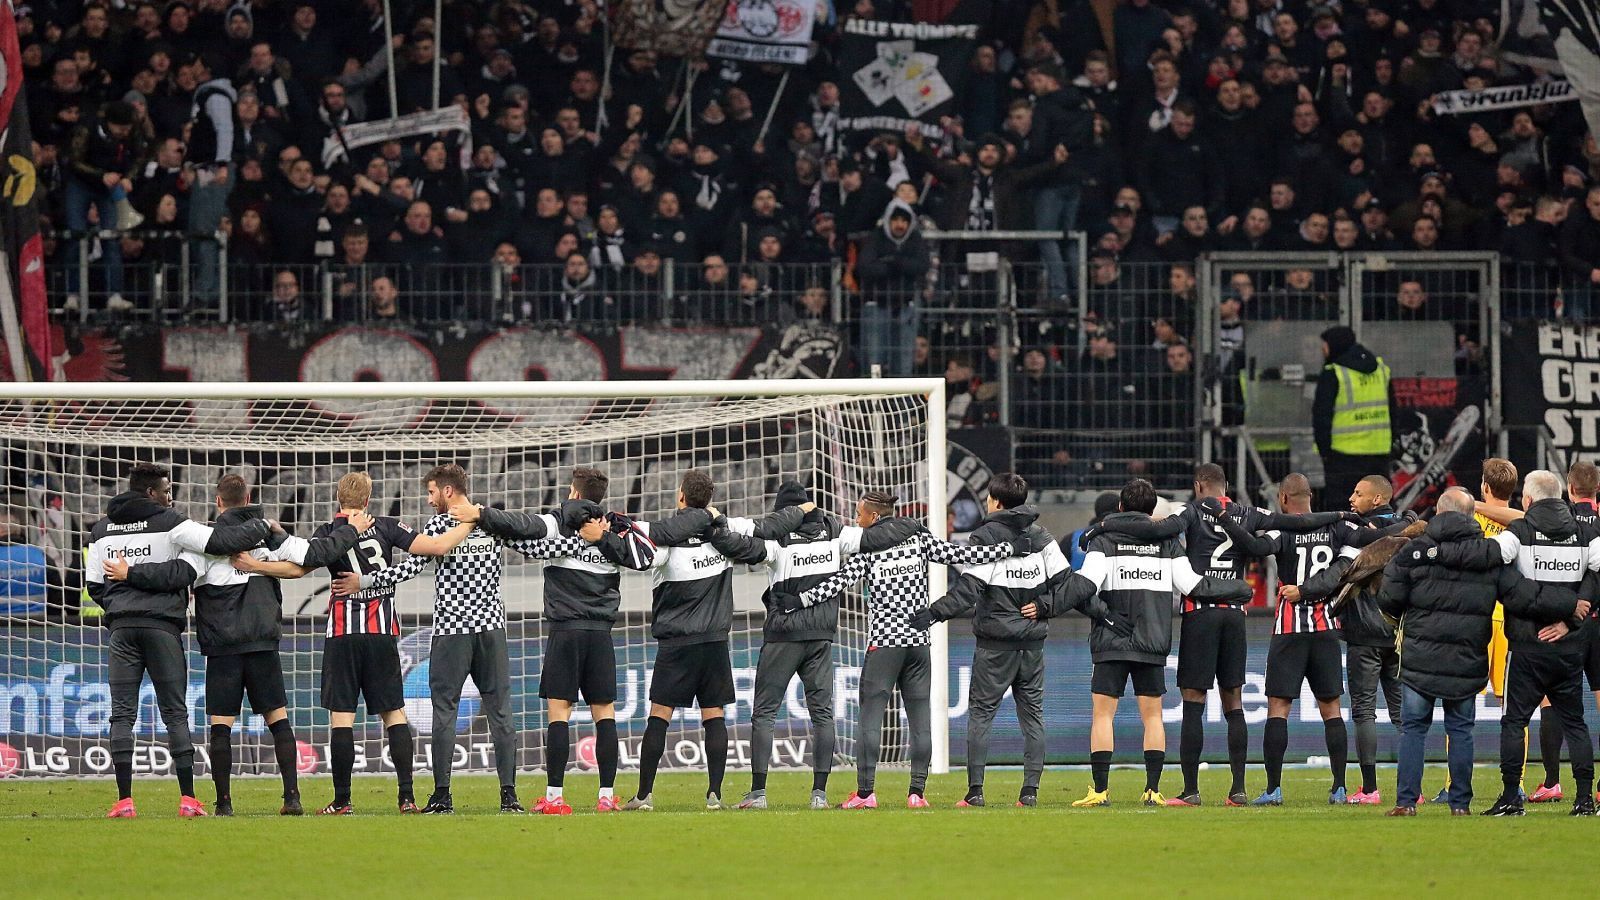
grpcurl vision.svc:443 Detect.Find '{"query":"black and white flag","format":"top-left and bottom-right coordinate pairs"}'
top-left (836, 17), bottom-right (983, 137)
top-left (321, 106), bottom-right (471, 170)
top-left (1499, 0), bottom-right (1600, 135)
top-left (1432, 78), bottom-right (1578, 113)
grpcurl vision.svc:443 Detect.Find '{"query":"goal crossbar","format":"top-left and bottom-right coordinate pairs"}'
top-left (0, 378), bottom-right (946, 401)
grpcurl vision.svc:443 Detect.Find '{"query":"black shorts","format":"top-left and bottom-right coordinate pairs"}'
top-left (1586, 624), bottom-right (1600, 692)
top-left (206, 650), bottom-right (288, 717)
top-left (541, 629), bottom-right (617, 704)
top-left (1092, 660), bottom-right (1166, 698)
top-left (1265, 633), bottom-right (1345, 700)
top-left (650, 640), bottom-right (735, 709)
top-left (321, 634), bottom-right (405, 714)
top-left (1176, 607), bottom-right (1248, 691)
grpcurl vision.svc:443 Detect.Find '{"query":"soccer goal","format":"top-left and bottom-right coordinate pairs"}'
top-left (0, 378), bottom-right (952, 780)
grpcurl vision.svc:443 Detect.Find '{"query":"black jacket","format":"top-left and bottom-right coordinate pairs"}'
top-left (1427, 499), bottom-right (1597, 654)
top-left (86, 493), bottom-right (271, 633)
top-left (928, 506), bottom-right (1061, 650)
top-left (1558, 209), bottom-right (1600, 282)
top-left (474, 501), bottom-right (656, 631)
top-left (714, 509), bottom-right (906, 644)
top-left (1136, 126), bottom-right (1227, 220)
top-left (646, 506), bottom-right (804, 646)
top-left (1027, 86), bottom-right (1095, 186)
top-left (855, 200), bottom-right (931, 308)
top-left (1377, 512), bottom-right (1547, 699)
top-left (908, 143), bottom-right (1062, 232)
top-left (1060, 511), bottom-right (1251, 664)
top-left (135, 506), bottom-right (359, 656)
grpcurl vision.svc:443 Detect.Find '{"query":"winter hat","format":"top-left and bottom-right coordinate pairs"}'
top-left (1321, 325), bottom-right (1357, 359)
top-left (775, 480), bottom-right (809, 511)
top-left (102, 101), bottom-right (135, 127)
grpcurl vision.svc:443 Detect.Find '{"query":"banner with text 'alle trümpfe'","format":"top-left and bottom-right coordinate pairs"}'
top-left (836, 16), bottom-right (984, 139)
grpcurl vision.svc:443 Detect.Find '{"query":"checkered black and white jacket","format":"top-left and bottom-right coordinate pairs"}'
top-left (359, 513), bottom-right (589, 636)
top-left (797, 517), bottom-right (1014, 648)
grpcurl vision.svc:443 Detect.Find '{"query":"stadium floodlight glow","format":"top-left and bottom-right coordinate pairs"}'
top-left (0, 378), bottom-right (952, 777)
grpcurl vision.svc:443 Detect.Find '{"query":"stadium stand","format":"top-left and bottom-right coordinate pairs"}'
top-left (13, 0), bottom-right (1587, 494)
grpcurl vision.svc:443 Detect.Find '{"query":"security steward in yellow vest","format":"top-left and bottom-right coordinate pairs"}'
top-left (1313, 326), bottom-right (1393, 510)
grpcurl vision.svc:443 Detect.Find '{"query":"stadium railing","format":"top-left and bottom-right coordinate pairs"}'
top-left (1197, 250), bottom-right (1500, 505)
top-left (46, 236), bottom-right (1526, 505)
top-left (48, 229), bottom-right (227, 322)
top-left (1500, 260), bottom-right (1562, 321)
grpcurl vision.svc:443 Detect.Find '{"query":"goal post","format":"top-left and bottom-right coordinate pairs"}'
top-left (0, 378), bottom-right (952, 778)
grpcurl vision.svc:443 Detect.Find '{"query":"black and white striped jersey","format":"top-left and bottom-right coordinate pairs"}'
top-left (313, 515), bottom-right (419, 638)
top-left (1263, 520), bottom-right (1354, 635)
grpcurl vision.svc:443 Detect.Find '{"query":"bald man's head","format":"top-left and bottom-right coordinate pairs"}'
top-left (1278, 472), bottom-right (1312, 512)
top-left (1436, 486), bottom-right (1474, 514)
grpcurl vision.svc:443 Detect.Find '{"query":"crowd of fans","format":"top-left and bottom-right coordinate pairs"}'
top-left (15, 0), bottom-right (1581, 485)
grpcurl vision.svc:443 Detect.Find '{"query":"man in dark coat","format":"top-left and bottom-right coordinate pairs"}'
top-left (1377, 487), bottom-right (1549, 815)
top-left (903, 129), bottom-right (1065, 232)
top-left (855, 200), bottom-right (930, 376)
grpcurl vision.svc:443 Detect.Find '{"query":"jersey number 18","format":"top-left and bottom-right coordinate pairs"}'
top-left (1295, 544), bottom-right (1335, 585)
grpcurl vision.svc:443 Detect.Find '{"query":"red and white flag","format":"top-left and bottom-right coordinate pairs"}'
top-left (0, 0), bottom-right (53, 381)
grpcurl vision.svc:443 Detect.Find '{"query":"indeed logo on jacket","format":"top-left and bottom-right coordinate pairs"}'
top-left (928, 506), bottom-right (1068, 651)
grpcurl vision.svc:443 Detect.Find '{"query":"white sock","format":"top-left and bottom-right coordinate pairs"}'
top-left (598, 787), bottom-right (614, 800)
top-left (546, 786), bottom-right (563, 802)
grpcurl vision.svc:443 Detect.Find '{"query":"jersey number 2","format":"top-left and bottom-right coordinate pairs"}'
top-left (1209, 525), bottom-right (1234, 570)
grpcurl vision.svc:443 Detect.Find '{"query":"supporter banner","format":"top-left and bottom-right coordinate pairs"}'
top-left (836, 17), bottom-right (982, 137)
top-left (2, 617), bottom-right (1576, 776)
top-left (707, 0), bottom-right (819, 65)
top-left (0, 0), bottom-right (53, 381)
top-left (320, 106), bottom-right (471, 170)
top-left (1389, 377), bottom-right (1486, 512)
top-left (1431, 79), bottom-right (1577, 114)
top-left (947, 428), bottom-right (1011, 532)
top-left (1503, 320), bottom-right (1600, 468)
top-left (30, 321), bottom-right (847, 385)
top-left (1497, 0), bottom-right (1600, 136)
top-left (609, 0), bottom-right (728, 58)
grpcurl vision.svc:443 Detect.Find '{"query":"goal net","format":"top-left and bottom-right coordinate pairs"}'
top-left (0, 379), bottom-right (949, 781)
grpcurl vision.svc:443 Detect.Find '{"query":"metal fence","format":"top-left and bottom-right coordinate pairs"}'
top-left (1197, 251), bottom-right (1500, 506)
top-left (45, 234), bottom-right (1530, 500)
top-left (48, 230), bottom-right (225, 322)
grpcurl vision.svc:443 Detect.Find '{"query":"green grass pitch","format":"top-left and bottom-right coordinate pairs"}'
top-left (2, 767), bottom-right (1591, 898)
